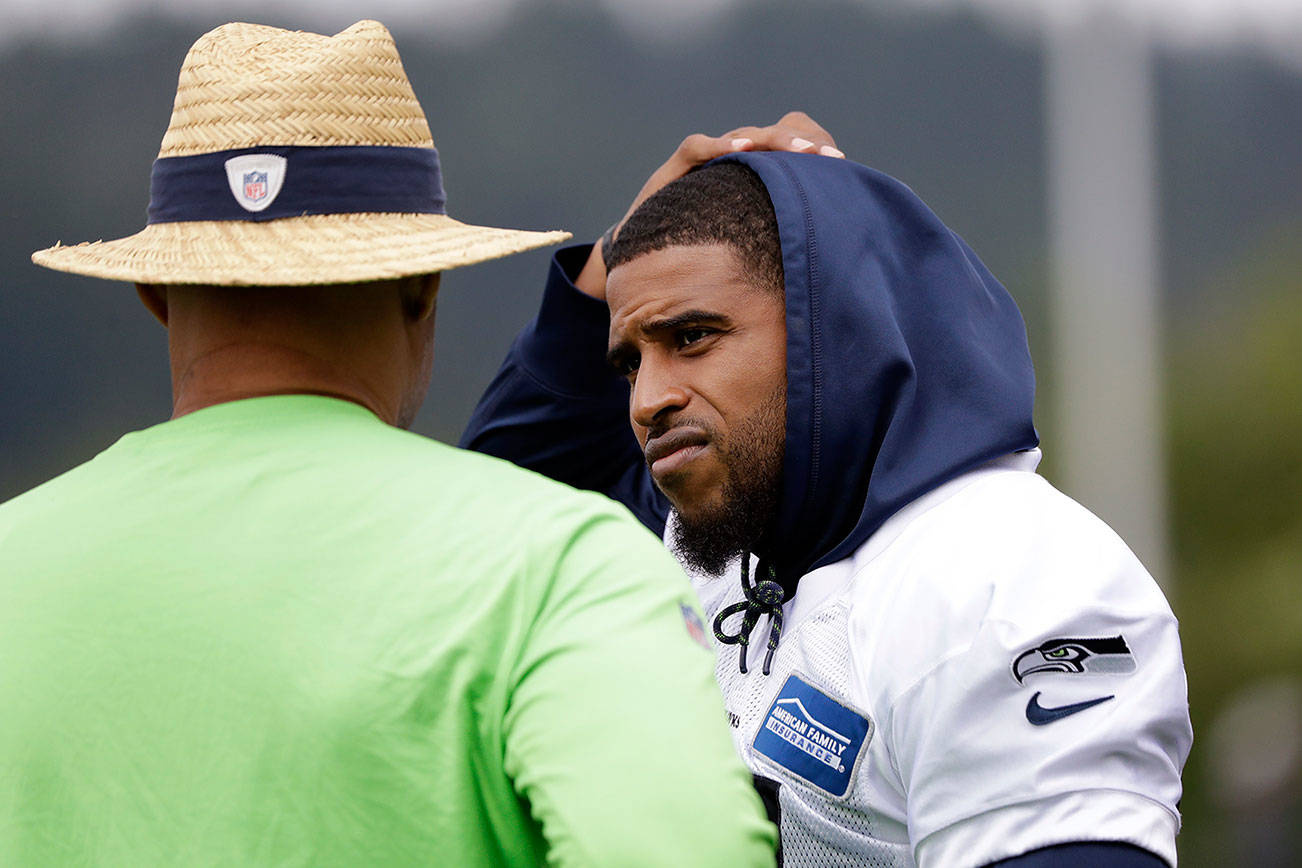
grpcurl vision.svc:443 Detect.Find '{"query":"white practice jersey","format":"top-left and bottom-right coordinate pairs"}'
top-left (676, 450), bottom-right (1192, 868)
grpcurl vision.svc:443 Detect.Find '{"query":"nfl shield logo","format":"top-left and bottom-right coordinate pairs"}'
top-left (243, 171), bottom-right (268, 203)
top-left (679, 602), bottom-right (711, 651)
top-left (225, 155), bottom-right (287, 212)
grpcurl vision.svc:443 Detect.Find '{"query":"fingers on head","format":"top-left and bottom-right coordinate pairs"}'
top-left (779, 110), bottom-right (818, 130)
top-left (676, 132), bottom-right (730, 163)
top-left (784, 111), bottom-right (834, 142)
top-left (676, 114), bottom-right (846, 167)
top-left (776, 112), bottom-right (845, 157)
top-left (728, 124), bottom-right (818, 154)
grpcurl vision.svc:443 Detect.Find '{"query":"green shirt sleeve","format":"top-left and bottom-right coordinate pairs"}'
top-left (502, 506), bottom-right (776, 867)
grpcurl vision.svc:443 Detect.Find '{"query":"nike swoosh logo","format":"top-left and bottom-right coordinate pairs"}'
top-left (1025, 691), bottom-right (1114, 726)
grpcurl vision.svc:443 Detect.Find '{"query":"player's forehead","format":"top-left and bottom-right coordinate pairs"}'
top-left (606, 243), bottom-right (766, 339)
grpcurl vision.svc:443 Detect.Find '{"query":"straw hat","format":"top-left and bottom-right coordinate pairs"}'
top-left (31, 20), bottom-right (571, 286)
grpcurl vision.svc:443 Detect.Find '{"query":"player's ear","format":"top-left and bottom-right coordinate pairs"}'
top-left (402, 273), bottom-right (440, 323)
top-left (136, 283), bottom-right (169, 326)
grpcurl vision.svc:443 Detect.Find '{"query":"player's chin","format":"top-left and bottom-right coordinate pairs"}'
top-left (660, 479), bottom-right (728, 527)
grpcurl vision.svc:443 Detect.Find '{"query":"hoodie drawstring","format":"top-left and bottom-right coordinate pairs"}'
top-left (712, 554), bottom-right (785, 676)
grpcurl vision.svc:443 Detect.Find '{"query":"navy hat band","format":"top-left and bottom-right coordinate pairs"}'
top-left (147, 145), bottom-right (446, 224)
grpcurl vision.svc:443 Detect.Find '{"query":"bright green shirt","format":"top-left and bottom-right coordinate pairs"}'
top-left (0, 396), bottom-right (775, 867)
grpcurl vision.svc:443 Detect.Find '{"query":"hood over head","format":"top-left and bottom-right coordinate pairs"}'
top-left (714, 152), bottom-right (1038, 595)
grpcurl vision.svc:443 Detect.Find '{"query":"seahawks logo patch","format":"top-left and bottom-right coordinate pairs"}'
top-left (751, 674), bottom-right (872, 799)
top-left (1012, 635), bottom-right (1137, 684)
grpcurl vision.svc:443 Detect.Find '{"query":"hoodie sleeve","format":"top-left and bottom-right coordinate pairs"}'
top-left (460, 244), bottom-right (669, 535)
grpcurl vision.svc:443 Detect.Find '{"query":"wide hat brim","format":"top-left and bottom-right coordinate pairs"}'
top-left (32, 21), bottom-right (572, 286)
top-left (32, 213), bottom-right (571, 286)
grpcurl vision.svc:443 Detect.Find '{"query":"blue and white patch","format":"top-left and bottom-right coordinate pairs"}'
top-left (752, 674), bottom-right (872, 799)
top-left (224, 154), bottom-right (287, 212)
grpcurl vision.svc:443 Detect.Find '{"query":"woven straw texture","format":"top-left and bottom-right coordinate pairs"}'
top-left (32, 20), bottom-right (570, 285)
top-left (33, 215), bottom-right (570, 286)
top-left (159, 20), bottom-right (433, 157)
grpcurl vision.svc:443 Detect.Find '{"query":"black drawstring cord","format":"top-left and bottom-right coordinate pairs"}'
top-left (712, 555), bottom-right (785, 675)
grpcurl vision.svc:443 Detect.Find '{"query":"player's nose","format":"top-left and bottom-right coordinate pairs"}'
top-left (630, 361), bottom-right (689, 429)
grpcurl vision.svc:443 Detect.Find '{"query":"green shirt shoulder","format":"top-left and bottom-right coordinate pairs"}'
top-left (0, 396), bottom-right (775, 867)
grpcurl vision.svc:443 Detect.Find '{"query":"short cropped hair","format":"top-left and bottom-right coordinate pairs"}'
top-left (606, 162), bottom-right (784, 297)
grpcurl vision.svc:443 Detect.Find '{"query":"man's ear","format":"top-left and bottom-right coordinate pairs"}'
top-left (136, 284), bottom-right (169, 326)
top-left (403, 273), bottom-right (440, 323)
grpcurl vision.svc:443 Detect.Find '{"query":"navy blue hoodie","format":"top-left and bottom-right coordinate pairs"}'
top-left (462, 152), bottom-right (1039, 595)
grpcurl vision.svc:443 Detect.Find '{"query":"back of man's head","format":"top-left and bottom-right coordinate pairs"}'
top-left (140, 274), bottom-right (438, 427)
top-left (607, 162), bottom-right (784, 298)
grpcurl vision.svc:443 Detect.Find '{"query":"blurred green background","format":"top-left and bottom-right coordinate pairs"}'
top-left (2, 0), bottom-right (1299, 862)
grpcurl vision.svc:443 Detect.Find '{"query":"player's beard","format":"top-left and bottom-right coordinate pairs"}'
top-left (669, 383), bottom-right (785, 577)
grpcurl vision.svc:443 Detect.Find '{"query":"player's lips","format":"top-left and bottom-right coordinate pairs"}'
top-left (644, 429), bottom-right (710, 480)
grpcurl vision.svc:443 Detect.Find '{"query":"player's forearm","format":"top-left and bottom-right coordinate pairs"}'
top-left (572, 237), bottom-right (609, 300)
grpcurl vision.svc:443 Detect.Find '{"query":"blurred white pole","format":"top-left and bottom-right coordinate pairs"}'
top-left (1045, 8), bottom-right (1172, 591)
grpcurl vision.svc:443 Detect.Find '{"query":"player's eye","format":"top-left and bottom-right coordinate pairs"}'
top-left (611, 354), bottom-right (640, 378)
top-left (676, 327), bottom-right (713, 348)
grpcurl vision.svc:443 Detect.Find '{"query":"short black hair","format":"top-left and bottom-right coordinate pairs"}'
top-left (607, 161), bottom-right (783, 297)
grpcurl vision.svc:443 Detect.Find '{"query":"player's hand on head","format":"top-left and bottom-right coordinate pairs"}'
top-left (627, 112), bottom-right (842, 232)
top-left (574, 112), bottom-right (842, 300)
top-left (722, 112), bottom-right (843, 159)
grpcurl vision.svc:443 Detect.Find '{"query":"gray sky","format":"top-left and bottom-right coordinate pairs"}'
top-left (2, 0), bottom-right (1300, 67)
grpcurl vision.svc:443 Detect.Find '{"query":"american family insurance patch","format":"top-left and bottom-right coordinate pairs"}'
top-left (752, 674), bottom-right (872, 798)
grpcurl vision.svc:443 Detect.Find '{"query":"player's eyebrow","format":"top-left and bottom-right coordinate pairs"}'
top-left (638, 309), bottom-right (731, 336)
top-left (606, 309), bottom-right (732, 370)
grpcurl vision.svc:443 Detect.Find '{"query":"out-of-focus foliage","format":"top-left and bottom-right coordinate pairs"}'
top-left (1172, 231), bottom-right (1302, 692)
top-left (1169, 230), bottom-right (1302, 863)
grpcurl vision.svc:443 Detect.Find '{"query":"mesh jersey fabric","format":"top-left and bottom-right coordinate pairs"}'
top-left (683, 451), bottom-right (1190, 868)
top-left (0, 395), bottom-right (776, 867)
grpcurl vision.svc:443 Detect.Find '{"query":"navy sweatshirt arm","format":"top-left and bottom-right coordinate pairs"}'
top-left (461, 244), bottom-right (669, 535)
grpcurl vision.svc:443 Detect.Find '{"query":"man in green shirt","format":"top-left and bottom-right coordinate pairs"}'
top-left (2, 20), bottom-right (775, 866)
